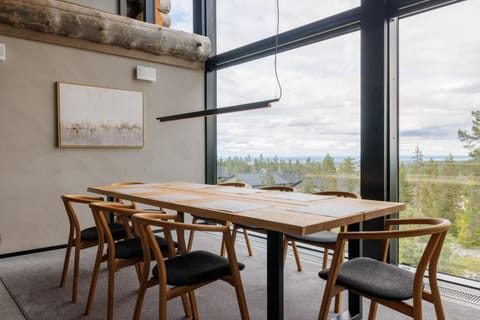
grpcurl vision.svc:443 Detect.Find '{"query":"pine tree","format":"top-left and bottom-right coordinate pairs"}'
top-left (458, 110), bottom-right (480, 161)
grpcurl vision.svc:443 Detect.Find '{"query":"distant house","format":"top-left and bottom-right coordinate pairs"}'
top-left (277, 172), bottom-right (303, 187)
top-left (224, 173), bottom-right (291, 188)
top-left (217, 166), bottom-right (232, 182)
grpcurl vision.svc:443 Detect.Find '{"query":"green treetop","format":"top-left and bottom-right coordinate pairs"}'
top-left (458, 110), bottom-right (480, 161)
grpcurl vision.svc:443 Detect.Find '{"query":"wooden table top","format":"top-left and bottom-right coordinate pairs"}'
top-left (88, 181), bottom-right (406, 236)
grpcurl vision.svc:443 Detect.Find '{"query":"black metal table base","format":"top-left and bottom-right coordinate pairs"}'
top-left (267, 230), bottom-right (284, 320)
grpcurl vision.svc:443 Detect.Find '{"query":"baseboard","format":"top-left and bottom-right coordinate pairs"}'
top-left (0, 244), bottom-right (67, 259)
top-left (0, 229), bottom-right (165, 259)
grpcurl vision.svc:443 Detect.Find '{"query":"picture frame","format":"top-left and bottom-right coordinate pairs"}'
top-left (56, 82), bottom-right (144, 148)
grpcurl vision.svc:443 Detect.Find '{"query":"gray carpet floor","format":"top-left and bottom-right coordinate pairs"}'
top-left (0, 232), bottom-right (478, 319)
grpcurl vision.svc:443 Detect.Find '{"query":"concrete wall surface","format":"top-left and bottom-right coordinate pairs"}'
top-left (0, 34), bottom-right (205, 254)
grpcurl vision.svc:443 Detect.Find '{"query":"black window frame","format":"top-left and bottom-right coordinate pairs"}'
top-left (195, 0), bottom-right (464, 315)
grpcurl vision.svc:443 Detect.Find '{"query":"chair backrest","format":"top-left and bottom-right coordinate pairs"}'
top-left (61, 194), bottom-right (105, 237)
top-left (313, 191), bottom-right (360, 199)
top-left (132, 213), bottom-right (239, 285)
top-left (335, 217), bottom-right (451, 296)
top-left (259, 186), bottom-right (294, 192)
top-left (218, 182), bottom-right (246, 187)
top-left (88, 202), bottom-right (177, 251)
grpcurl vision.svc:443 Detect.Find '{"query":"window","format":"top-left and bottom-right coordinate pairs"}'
top-left (217, 33), bottom-right (360, 193)
top-left (399, 1), bottom-right (480, 280)
top-left (216, 0), bottom-right (359, 53)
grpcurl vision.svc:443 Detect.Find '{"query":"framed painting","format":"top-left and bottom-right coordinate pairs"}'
top-left (56, 82), bottom-right (144, 148)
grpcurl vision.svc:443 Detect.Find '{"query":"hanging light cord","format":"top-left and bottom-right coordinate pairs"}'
top-left (274, 0), bottom-right (283, 100)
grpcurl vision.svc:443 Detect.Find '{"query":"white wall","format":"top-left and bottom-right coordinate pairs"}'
top-left (0, 35), bottom-right (206, 254)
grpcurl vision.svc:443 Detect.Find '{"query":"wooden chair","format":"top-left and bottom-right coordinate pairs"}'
top-left (59, 194), bottom-right (127, 303)
top-left (218, 182), bottom-right (247, 187)
top-left (258, 185), bottom-right (295, 192)
top-left (283, 191), bottom-right (361, 272)
top-left (318, 217), bottom-right (451, 320)
top-left (232, 186), bottom-right (294, 256)
top-left (131, 212), bottom-right (250, 320)
top-left (187, 182), bottom-right (246, 254)
top-left (84, 202), bottom-right (179, 320)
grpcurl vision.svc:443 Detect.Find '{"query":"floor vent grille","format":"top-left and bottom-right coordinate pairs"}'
top-left (424, 283), bottom-right (480, 308)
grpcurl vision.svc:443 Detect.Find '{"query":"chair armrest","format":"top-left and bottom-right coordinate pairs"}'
top-left (62, 194), bottom-right (104, 204)
top-left (338, 217), bottom-right (450, 241)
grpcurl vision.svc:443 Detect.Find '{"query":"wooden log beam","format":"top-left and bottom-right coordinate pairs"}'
top-left (0, 0), bottom-right (211, 63)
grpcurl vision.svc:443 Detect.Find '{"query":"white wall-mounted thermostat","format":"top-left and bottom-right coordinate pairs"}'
top-left (136, 65), bottom-right (156, 82)
top-left (0, 43), bottom-right (5, 61)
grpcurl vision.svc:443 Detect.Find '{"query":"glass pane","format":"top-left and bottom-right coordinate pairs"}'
top-left (170, 1), bottom-right (193, 32)
top-left (399, 1), bottom-right (480, 280)
top-left (216, 0), bottom-right (360, 53)
top-left (217, 32), bottom-right (360, 194)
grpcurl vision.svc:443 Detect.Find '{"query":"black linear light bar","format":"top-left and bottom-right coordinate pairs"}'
top-left (156, 98), bottom-right (278, 122)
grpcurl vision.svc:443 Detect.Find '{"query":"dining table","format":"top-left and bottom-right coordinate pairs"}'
top-left (87, 181), bottom-right (406, 320)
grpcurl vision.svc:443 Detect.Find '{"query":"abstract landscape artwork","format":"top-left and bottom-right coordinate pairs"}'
top-left (57, 82), bottom-right (144, 148)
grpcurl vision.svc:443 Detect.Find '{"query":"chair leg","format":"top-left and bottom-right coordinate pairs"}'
top-left (368, 301), bottom-right (378, 320)
top-left (322, 248), bottom-right (329, 269)
top-left (84, 245), bottom-right (103, 315)
top-left (60, 238), bottom-right (73, 288)
top-left (187, 217), bottom-right (198, 252)
top-left (220, 240), bottom-right (227, 256)
top-left (282, 238), bottom-right (289, 264)
top-left (333, 292), bottom-right (342, 314)
top-left (72, 243), bottom-right (81, 303)
top-left (412, 293), bottom-right (423, 320)
top-left (132, 279), bottom-right (148, 320)
top-left (232, 278), bottom-right (250, 320)
top-left (242, 228), bottom-right (254, 256)
top-left (332, 247), bottom-right (344, 313)
top-left (291, 241), bottom-right (303, 272)
top-left (220, 222), bottom-right (231, 257)
top-left (318, 288), bottom-right (334, 320)
top-left (188, 291), bottom-right (200, 320)
top-left (429, 280), bottom-right (446, 319)
top-left (181, 294), bottom-right (192, 318)
top-left (107, 263), bottom-right (115, 320)
top-left (159, 290), bottom-right (168, 320)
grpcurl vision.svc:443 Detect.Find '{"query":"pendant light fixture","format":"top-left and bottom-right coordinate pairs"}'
top-left (157, 0), bottom-right (282, 122)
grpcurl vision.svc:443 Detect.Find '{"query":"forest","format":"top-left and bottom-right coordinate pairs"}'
top-left (218, 152), bottom-right (480, 279)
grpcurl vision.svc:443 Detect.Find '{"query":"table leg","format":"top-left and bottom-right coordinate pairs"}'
top-left (348, 224), bottom-right (362, 319)
top-left (267, 230), bottom-right (284, 320)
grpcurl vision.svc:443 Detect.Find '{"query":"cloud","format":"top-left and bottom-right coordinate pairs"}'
top-left (170, 1), bottom-right (478, 159)
top-left (452, 82), bottom-right (480, 94)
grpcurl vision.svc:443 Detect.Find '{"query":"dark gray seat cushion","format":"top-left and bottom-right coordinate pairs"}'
top-left (80, 223), bottom-right (126, 241)
top-left (114, 236), bottom-right (174, 259)
top-left (318, 257), bottom-right (418, 300)
top-left (152, 250), bottom-right (245, 286)
top-left (287, 230), bottom-right (337, 244)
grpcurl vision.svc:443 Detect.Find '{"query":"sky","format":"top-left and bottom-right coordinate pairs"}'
top-left (170, 1), bottom-right (480, 160)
